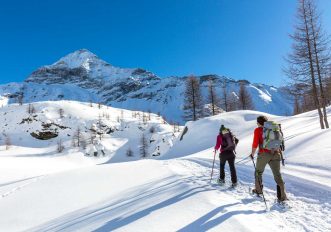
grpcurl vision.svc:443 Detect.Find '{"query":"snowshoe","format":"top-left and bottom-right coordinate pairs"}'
top-left (249, 187), bottom-right (262, 197)
top-left (217, 178), bottom-right (225, 185)
top-left (274, 199), bottom-right (291, 210)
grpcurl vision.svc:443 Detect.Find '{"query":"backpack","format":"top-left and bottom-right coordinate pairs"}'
top-left (262, 121), bottom-right (285, 152)
top-left (221, 128), bottom-right (239, 153)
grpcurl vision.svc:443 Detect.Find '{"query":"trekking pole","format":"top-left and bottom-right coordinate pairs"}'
top-left (235, 154), bottom-right (251, 164)
top-left (210, 150), bottom-right (217, 183)
top-left (280, 151), bottom-right (285, 166)
top-left (251, 157), bottom-right (268, 211)
top-left (238, 158), bottom-right (252, 165)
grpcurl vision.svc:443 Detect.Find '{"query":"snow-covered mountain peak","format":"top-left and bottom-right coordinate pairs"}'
top-left (52, 49), bottom-right (107, 69)
top-left (25, 49), bottom-right (142, 85)
top-left (24, 49), bottom-right (162, 87)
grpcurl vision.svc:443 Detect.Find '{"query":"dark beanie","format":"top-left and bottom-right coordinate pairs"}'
top-left (219, 124), bottom-right (226, 134)
top-left (257, 115), bottom-right (268, 126)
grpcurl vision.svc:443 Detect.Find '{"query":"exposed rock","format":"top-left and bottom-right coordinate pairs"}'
top-left (30, 131), bottom-right (58, 140)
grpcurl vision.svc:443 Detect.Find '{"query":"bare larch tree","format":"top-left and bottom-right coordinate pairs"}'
top-left (222, 80), bottom-right (229, 112)
top-left (238, 83), bottom-right (254, 110)
top-left (183, 75), bottom-right (204, 121)
top-left (207, 80), bottom-right (222, 116)
top-left (285, 0), bottom-right (330, 129)
top-left (140, 133), bottom-right (148, 158)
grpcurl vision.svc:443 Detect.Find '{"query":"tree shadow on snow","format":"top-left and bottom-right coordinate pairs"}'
top-left (27, 175), bottom-right (216, 232)
top-left (178, 204), bottom-right (265, 232)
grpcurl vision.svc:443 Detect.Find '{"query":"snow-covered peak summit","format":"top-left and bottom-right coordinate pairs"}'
top-left (25, 49), bottom-right (146, 84)
top-left (52, 49), bottom-right (107, 70)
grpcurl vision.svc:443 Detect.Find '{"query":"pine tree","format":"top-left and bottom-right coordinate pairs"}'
top-left (183, 75), bottom-right (204, 121)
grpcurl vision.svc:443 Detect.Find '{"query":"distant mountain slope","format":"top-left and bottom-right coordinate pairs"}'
top-left (0, 49), bottom-right (293, 123)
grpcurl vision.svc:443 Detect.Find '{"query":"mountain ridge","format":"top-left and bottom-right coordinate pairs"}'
top-left (0, 49), bottom-right (293, 123)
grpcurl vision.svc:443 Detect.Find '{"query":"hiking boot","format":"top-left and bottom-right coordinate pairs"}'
top-left (231, 182), bottom-right (238, 188)
top-left (252, 188), bottom-right (262, 195)
top-left (217, 178), bottom-right (225, 185)
top-left (277, 197), bottom-right (289, 203)
top-left (277, 184), bottom-right (288, 202)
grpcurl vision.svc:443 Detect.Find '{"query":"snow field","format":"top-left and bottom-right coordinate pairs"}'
top-left (0, 102), bottom-right (330, 231)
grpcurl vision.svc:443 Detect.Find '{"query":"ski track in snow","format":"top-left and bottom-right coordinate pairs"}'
top-left (164, 157), bottom-right (331, 232)
top-left (0, 175), bottom-right (47, 199)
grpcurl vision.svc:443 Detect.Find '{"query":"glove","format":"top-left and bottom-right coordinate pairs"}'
top-left (250, 153), bottom-right (254, 159)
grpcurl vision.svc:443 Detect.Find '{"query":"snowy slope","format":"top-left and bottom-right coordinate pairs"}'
top-left (0, 105), bottom-right (330, 231)
top-left (0, 49), bottom-right (293, 124)
top-left (0, 100), bottom-right (177, 166)
top-left (164, 107), bottom-right (331, 170)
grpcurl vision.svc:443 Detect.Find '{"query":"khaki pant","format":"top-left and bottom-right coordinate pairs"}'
top-left (255, 152), bottom-right (288, 201)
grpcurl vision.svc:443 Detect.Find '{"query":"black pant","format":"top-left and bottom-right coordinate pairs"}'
top-left (219, 151), bottom-right (237, 183)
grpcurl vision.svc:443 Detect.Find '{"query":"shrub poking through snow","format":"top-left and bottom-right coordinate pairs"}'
top-left (57, 139), bottom-right (65, 153)
top-left (126, 147), bottom-right (134, 157)
top-left (140, 133), bottom-right (148, 158)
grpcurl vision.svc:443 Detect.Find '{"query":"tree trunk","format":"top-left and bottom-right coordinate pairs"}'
top-left (307, 1), bottom-right (329, 128)
top-left (210, 83), bottom-right (215, 115)
top-left (222, 80), bottom-right (228, 112)
top-left (302, 0), bottom-right (325, 129)
top-left (191, 80), bottom-right (196, 121)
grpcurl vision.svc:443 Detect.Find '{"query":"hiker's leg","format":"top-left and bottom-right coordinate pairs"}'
top-left (269, 152), bottom-right (288, 201)
top-left (228, 156), bottom-right (237, 183)
top-left (255, 152), bottom-right (271, 193)
top-left (219, 154), bottom-right (226, 180)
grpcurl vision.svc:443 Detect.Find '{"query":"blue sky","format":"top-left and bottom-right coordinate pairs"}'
top-left (0, 0), bottom-right (330, 86)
